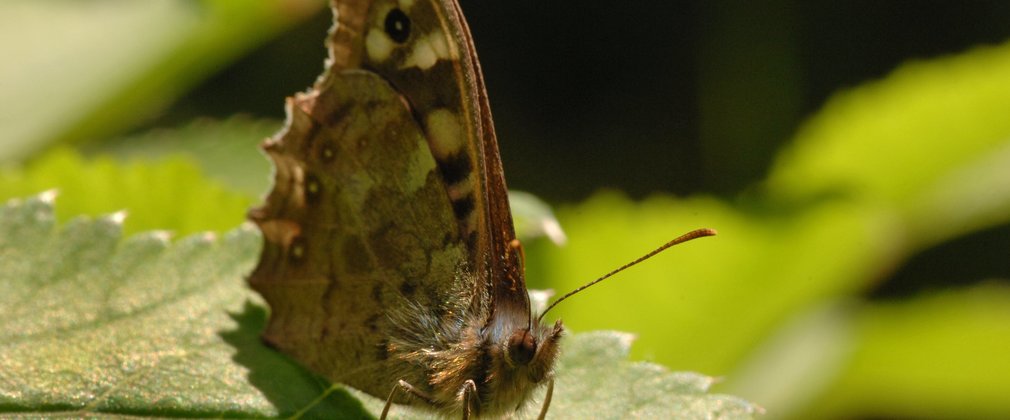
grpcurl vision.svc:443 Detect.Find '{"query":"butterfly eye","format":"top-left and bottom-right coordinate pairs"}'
top-left (384, 8), bottom-right (411, 43)
top-left (508, 329), bottom-right (537, 365)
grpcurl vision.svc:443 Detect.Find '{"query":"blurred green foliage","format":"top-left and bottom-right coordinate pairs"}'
top-left (1, 1), bottom-right (1009, 419)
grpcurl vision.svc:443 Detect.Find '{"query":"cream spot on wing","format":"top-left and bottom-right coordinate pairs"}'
top-left (366, 29), bottom-right (395, 62)
top-left (429, 31), bottom-right (449, 60)
top-left (407, 138), bottom-right (437, 192)
top-left (447, 180), bottom-right (473, 202)
top-left (425, 108), bottom-right (462, 159)
top-left (400, 31), bottom-right (450, 70)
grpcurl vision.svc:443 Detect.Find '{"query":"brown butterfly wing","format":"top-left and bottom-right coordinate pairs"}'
top-left (445, 0), bottom-right (530, 321)
top-left (327, 0), bottom-right (529, 320)
top-left (248, 0), bottom-right (529, 401)
top-left (248, 69), bottom-right (465, 396)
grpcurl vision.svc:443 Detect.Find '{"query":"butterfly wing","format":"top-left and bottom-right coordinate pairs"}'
top-left (248, 0), bottom-right (529, 401)
top-left (328, 0), bottom-right (530, 324)
top-left (446, 1), bottom-right (531, 322)
top-left (248, 70), bottom-right (466, 395)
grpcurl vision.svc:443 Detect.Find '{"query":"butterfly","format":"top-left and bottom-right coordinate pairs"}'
top-left (248, 0), bottom-right (562, 417)
top-left (248, 0), bottom-right (715, 418)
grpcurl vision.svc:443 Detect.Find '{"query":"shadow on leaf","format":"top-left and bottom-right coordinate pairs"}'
top-left (221, 301), bottom-right (372, 419)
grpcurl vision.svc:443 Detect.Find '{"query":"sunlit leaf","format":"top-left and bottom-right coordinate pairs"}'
top-left (0, 194), bottom-right (760, 418)
top-left (0, 148), bottom-right (252, 236)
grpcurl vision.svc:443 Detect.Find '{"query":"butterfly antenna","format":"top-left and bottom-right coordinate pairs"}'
top-left (537, 228), bottom-right (717, 323)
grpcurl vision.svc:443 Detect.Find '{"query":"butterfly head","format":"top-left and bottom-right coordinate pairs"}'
top-left (466, 311), bottom-right (562, 416)
top-left (501, 319), bottom-right (563, 381)
top-left (483, 244), bottom-right (565, 387)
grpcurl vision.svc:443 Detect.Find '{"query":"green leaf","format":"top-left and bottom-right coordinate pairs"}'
top-left (355, 332), bottom-right (761, 420)
top-left (822, 284), bottom-right (1010, 419)
top-left (553, 332), bottom-right (759, 418)
top-left (0, 148), bottom-right (253, 236)
top-left (509, 190), bottom-right (568, 245)
top-left (0, 193), bottom-right (761, 418)
top-left (766, 41), bottom-right (1010, 249)
top-left (0, 0), bottom-right (324, 161)
top-left (536, 192), bottom-right (893, 375)
top-left (534, 42), bottom-right (1010, 414)
top-left (722, 283), bottom-right (1010, 419)
top-left (96, 117), bottom-right (280, 197)
top-left (0, 193), bottom-right (272, 417)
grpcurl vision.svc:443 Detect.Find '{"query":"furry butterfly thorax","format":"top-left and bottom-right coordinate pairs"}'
top-left (249, 0), bottom-right (563, 417)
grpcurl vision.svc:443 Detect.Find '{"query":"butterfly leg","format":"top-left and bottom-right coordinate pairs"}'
top-left (380, 379), bottom-right (437, 420)
top-left (460, 379), bottom-right (478, 420)
top-left (536, 378), bottom-right (555, 420)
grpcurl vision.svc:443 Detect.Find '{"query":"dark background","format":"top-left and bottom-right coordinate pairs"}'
top-left (157, 1), bottom-right (1010, 202)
